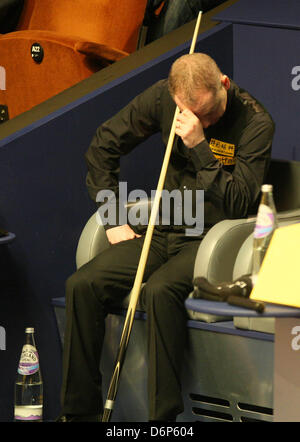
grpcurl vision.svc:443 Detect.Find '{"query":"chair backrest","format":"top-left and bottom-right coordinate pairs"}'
top-left (266, 158), bottom-right (300, 211)
top-left (233, 210), bottom-right (300, 280)
top-left (232, 158), bottom-right (300, 280)
top-left (17, 0), bottom-right (148, 53)
top-left (193, 218), bottom-right (256, 285)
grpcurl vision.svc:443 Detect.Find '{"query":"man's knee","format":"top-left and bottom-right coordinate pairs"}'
top-left (65, 264), bottom-right (103, 299)
top-left (66, 269), bottom-right (88, 293)
top-left (142, 272), bottom-right (191, 311)
top-left (143, 276), bottom-right (175, 308)
top-left (65, 267), bottom-right (109, 319)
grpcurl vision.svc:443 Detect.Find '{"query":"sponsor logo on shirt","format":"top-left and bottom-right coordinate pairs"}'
top-left (209, 138), bottom-right (236, 165)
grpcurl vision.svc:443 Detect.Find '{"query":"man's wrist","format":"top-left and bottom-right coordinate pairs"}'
top-left (189, 139), bottom-right (219, 169)
top-left (187, 135), bottom-right (205, 148)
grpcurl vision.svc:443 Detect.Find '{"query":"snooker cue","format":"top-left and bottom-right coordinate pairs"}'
top-left (102, 11), bottom-right (203, 422)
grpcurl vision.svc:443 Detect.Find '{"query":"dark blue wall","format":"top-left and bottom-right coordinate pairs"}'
top-left (233, 24), bottom-right (300, 161)
top-left (0, 23), bottom-right (233, 421)
top-left (215, 0), bottom-right (300, 161)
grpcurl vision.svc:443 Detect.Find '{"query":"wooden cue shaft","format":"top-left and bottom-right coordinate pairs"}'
top-left (102, 11), bottom-right (203, 422)
top-left (121, 8), bottom-right (203, 346)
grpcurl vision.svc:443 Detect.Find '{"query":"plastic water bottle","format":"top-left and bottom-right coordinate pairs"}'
top-left (252, 184), bottom-right (278, 284)
top-left (14, 327), bottom-right (43, 421)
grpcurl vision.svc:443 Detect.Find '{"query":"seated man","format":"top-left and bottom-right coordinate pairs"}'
top-left (58, 53), bottom-right (275, 422)
top-left (0, 0), bottom-right (24, 33)
top-left (145, 1), bottom-right (228, 43)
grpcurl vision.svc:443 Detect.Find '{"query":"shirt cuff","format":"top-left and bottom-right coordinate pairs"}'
top-left (189, 139), bottom-right (218, 169)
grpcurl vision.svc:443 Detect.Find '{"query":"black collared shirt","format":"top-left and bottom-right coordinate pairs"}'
top-left (86, 79), bottom-right (275, 234)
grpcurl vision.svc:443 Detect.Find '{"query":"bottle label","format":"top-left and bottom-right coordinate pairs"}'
top-left (15, 405), bottom-right (42, 421)
top-left (254, 204), bottom-right (275, 238)
top-left (18, 344), bottom-right (39, 375)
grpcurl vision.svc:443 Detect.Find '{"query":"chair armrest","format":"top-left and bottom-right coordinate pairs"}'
top-left (75, 41), bottom-right (128, 62)
top-left (277, 208), bottom-right (300, 221)
top-left (0, 30), bottom-right (128, 62)
top-left (0, 29), bottom-right (84, 47)
top-left (76, 212), bottom-right (110, 269)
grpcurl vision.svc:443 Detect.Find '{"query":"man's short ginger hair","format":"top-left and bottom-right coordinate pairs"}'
top-left (168, 53), bottom-right (223, 106)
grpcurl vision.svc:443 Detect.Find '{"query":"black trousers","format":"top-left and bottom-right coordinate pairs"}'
top-left (60, 229), bottom-right (202, 421)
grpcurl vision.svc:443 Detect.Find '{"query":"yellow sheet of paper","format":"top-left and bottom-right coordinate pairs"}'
top-left (250, 223), bottom-right (300, 308)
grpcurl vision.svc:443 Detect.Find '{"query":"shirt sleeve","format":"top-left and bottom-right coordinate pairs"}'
top-left (189, 112), bottom-right (275, 218)
top-left (85, 81), bottom-right (163, 229)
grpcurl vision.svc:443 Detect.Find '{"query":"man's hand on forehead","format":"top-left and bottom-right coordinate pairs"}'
top-left (175, 108), bottom-right (205, 149)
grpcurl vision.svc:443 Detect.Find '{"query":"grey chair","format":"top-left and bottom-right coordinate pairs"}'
top-left (76, 209), bottom-right (260, 321)
top-left (75, 159), bottom-right (300, 324)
